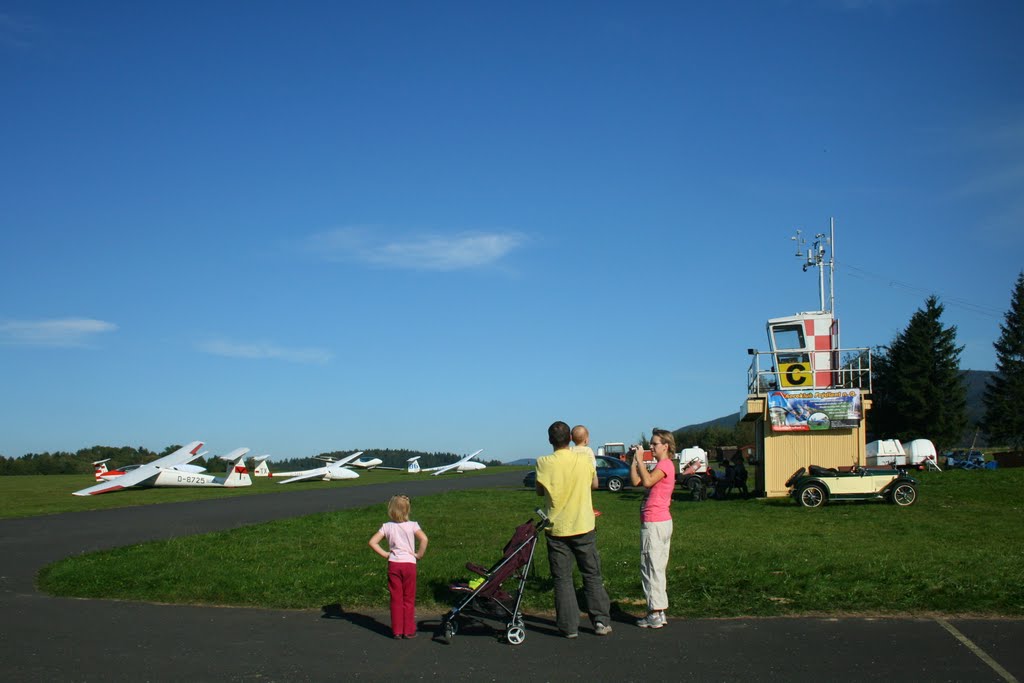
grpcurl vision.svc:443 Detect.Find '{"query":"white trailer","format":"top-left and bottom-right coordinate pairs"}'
top-left (677, 446), bottom-right (709, 473)
top-left (866, 439), bottom-right (907, 467)
top-left (902, 439), bottom-right (940, 470)
top-left (599, 442), bottom-right (627, 459)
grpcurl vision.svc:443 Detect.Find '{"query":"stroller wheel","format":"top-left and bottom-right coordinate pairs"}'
top-left (435, 619), bottom-right (457, 644)
top-left (506, 626), bottom-right (526, 645)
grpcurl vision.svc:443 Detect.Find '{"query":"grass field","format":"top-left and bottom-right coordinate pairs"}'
top-left (37, 468), bottom-right (1024, 618)
top-left (0, 468), bottom-right (507, 519)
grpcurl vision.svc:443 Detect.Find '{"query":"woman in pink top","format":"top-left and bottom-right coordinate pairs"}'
top-left (368, 494), bottom-right (429, 639)
top-left (629, 428), bottom-right (676, 629)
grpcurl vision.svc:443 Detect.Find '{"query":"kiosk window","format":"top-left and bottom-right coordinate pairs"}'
top-left (771, 324), bottom-right (805, 352)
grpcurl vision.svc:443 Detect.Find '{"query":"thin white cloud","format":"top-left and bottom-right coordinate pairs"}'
top-left (976, 120), bottom-right (1024, 148)
top-left (955, 162), bottom-right (1024, 199)
top-left (306, 227), bottom-right (527, 271)
top-left (0, 318), bottom-right (117, 347)
top-left (198, 338), bottom-right (333, 365)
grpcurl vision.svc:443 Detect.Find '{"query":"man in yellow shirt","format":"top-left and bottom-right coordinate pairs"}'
top-left (536, 421), bottom-right (613, 638)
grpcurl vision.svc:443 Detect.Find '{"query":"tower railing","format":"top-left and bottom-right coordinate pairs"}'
top-left (745, 348), bottom-right (872, 396)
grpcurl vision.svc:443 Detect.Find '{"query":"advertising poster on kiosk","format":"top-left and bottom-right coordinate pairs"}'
top-left (767, 389), bottom-right (862, 431)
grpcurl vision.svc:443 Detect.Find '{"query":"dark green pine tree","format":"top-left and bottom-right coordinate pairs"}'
top-left (870, 296), bottom-right (968, 451)
top-left (982, 272), bottom-right (1024, 450)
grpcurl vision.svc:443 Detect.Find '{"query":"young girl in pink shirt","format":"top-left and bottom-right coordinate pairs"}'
top-left (368, 494), bottom-right (429, 639)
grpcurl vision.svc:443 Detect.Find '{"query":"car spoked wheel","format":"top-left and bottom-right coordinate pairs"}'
top-left (607, 477), bottom-right (623, 492)
top-left (798, 483), bottom-right (827, 508)
top-left (890, 482), bottom-right (917, 506)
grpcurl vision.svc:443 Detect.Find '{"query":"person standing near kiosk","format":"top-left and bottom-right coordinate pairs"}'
top-left (535, 421), bottom-right (613, 638)
top-left (629, 428), bottom-right (676, 629)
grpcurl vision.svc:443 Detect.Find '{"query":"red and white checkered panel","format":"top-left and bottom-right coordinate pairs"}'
top-left (804, 317), bottom-right (838, 388)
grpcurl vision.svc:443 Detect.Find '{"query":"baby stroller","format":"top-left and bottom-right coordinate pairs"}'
top-left (435, 509), bottom-right (550, 646)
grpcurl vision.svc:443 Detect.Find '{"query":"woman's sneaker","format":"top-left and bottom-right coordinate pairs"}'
top-left (636, 612), bottom-right (666, 629)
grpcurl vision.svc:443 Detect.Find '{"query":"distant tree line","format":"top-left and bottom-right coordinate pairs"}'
top-left (669, 422), bottom-right (756, 456)
top-left (0, 444), bottom-right (177, 476)
top-left (0, 445), bottom-right (501, 476)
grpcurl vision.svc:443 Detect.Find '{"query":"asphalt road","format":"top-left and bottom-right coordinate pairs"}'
top-left (1, 470), bottom-right (1021, 682)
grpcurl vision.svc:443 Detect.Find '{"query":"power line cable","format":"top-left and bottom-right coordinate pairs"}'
top-left (837, 262), bottom-right (1002, 319)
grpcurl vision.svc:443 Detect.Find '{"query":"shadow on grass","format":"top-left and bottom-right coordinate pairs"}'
top-left (610, 601), bottom-right (642, 625)
top-left (428, 578), bottom-right (464, 604)
top-left (426, 571), bottom-right (552, 606)
top-left (761, 497), bottom-right (797, 508)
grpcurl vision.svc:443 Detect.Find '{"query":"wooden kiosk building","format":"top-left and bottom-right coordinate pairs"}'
top-left (740, 225), bottom-right (873, 497)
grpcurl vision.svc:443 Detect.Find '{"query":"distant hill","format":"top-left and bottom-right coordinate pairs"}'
top-left (676, 370), bottom-right (995, 446)
top-left (962, 369), bottom-right (993, 427)
top-left (676, 413), bottom-right (741, 432)
top-left (506, 458), bottom-right (536, 466)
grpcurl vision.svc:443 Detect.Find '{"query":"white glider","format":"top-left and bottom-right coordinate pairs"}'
top-left (252, 453), bottom-right (372, 478)
top-left (73, 443), bottom-right (253, 496)
top-left (350, 456), bottom-right (384, 469)
top-left (276, 452), bottom-right (364, 484)
top-left (408, 449), bottom-right (486, 476)
top-left (84, 442), bottom-right (204, 487)
top-left (93, 453), bottom-right (207, 482)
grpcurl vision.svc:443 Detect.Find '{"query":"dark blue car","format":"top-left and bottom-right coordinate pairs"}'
top-left (522, 455), bottom-right (632, 492)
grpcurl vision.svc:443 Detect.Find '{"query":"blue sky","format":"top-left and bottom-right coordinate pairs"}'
top-left (1, 1), bottom-right (1022, 462)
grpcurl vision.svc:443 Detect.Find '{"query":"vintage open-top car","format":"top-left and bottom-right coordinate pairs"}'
top-left (785, 464), bottom-right (918, 508)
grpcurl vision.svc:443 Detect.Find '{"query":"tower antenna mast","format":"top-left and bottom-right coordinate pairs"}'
top-left (790, 217), bottom-right (835, 314)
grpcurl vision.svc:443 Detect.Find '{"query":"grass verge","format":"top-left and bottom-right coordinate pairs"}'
top-left (38, 468), bottom-right (1024, 617)
top-left (0, 469), bottom-right (515, 519)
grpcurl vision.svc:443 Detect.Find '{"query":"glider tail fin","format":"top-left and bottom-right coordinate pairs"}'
top-left (221, 448), bottom-right (252, 487)
top-left (92, 459), bottom-right (111, 481)
top-left (252, 455), bottom-right (271, 477)
top-left (407, 456), bottom-right (421, 474)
